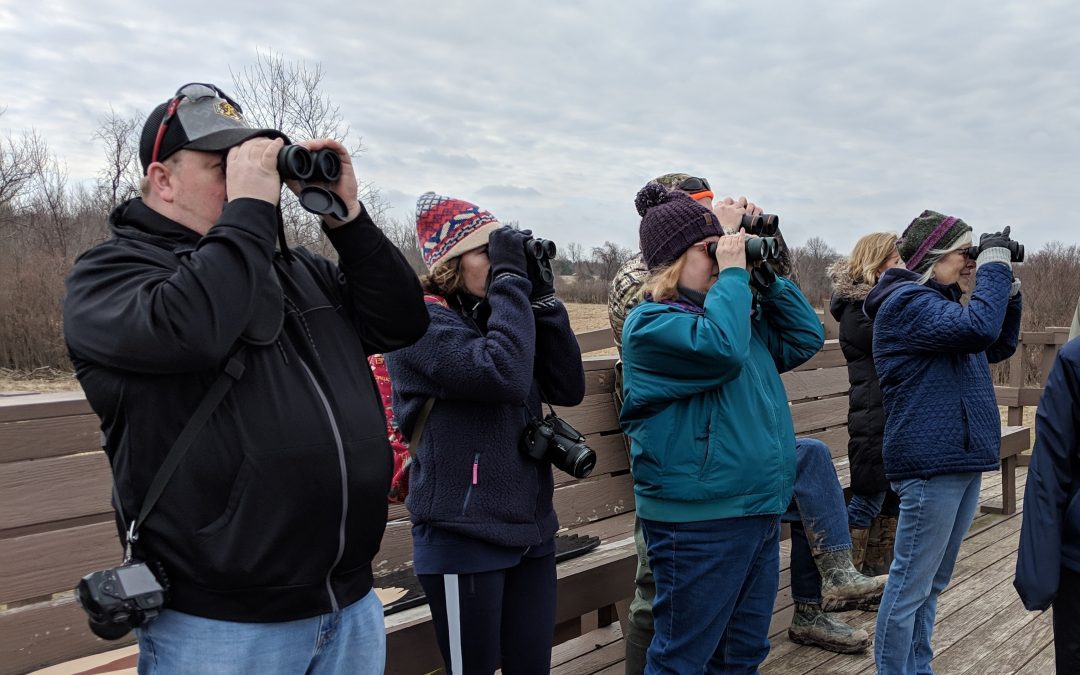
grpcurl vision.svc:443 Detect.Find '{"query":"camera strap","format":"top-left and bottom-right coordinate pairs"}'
top-left (123, 347), bottom-right (249, 560)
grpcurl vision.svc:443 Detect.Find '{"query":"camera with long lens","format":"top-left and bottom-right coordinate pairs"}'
top-left (75, 560), bottom-right (168, 640)
top-left (520, 412), bottom-right (596, 479)
top-left (740, 213), bottom-right (780, 236)
top-left (525, 237), bottom-right (558, 285)
top-left (707, 236), bottom-right (780, 264)
top-left (274, 144), bottom-right (349, 220)
top-left (964, 241), bottom-right (1025, 263)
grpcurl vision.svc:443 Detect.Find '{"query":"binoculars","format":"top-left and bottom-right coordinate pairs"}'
top-left (707, 236), bottom-right (781, 263)
top-left (964, 241), bottom-right (1025, 263)
top-left (278, 146), bottom-right (341, 182)
top-left (274, 145), bottom-right (348, 220)
top-left (741, 213), bottom-right (779, 236)
top-left (526, 237), bottom-right (557, 284)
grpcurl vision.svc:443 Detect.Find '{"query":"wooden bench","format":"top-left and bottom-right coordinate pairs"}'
top-left (1, 327), bottom-right (1050, 674)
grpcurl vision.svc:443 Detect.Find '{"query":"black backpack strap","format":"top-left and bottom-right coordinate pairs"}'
top-left (125, 347), bottom-right (248, 555)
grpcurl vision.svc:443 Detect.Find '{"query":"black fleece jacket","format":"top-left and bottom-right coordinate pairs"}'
top-left (63, 197), bottom-right (428, 622)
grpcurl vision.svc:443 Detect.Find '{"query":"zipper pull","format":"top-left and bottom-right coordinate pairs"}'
top-left (472, 453), bottom-right (480, 485)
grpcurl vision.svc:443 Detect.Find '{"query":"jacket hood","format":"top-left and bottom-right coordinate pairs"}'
top-left (863, 267), bottom-right (922, 320)
top-left (828, 260), bottom-right (873, 320)
top-left (108, 198), bottom-right (202, 250)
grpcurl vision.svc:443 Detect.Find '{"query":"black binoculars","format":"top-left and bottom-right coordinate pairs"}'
top-left (525, 238), bottom-right (557, 284)
top-left (964, 241), bottom-right (1025, 263)
top-left (741, 213), bottom-right (780, 236)
top-left (277, 146), bottom-right (341, 182)
top-left (707, 236), bottom-right (781, 263)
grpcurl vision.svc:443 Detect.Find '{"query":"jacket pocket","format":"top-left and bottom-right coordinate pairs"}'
top-left (696, 425), bottom-right (711, 475)
top-left (960, 400), bottom-right (971, 451)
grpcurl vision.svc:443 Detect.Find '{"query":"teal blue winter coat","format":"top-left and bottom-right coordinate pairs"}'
top-left (620, 268), bottom-right (825, 523)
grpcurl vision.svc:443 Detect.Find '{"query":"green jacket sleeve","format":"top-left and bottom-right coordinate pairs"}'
top-left (622, 268), bottom-right (753, 406)
top-left (755, 276), bottom-right (826, 373)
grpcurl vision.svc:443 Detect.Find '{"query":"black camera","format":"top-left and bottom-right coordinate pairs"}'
top-left (740, 213), bottom-right (780, 236)
top-left (75, 560), bottom-right (168, 640)
top-left (707, 237), bottom-right (780, 264)
top-left (964, 241), bottom-right (1025, 263)
top-left (277, 145), bottom-right (341, 182)
top-left (521, 412), bottom-right (596, 479)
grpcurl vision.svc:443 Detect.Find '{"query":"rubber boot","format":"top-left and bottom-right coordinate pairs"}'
top-left (815, 549), bottom-right (888, 611)
top-left (788, 602), bottom-right (870, 654)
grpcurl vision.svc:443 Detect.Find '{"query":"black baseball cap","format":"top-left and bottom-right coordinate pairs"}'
top-left (138, 82), bottom-right (288, 174)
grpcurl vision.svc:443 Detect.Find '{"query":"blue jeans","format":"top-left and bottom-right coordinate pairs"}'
top-left (135, 588), bottom-right (385, 674)
top-left (641, 514), bottom-right (779, 674)
top-left (848, 491), bottom-right (887, 529)
top-left (783, 438), bottom-right (852, 603)
top-left (874, 473), bottom-right (982, 674)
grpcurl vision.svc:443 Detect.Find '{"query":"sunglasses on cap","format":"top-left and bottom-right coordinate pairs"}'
top-left (676, 176), bottom-right (711, 194)
top-left (149, 83), bottom-right (245, 166)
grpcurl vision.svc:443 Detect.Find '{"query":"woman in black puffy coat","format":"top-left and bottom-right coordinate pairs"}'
top-left (828, 232), bottom-right (901, 574)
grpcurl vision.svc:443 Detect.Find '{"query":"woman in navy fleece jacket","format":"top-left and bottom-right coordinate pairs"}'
top-left (864, 211), bottom-right (1022, 674)
top-left (385, 193), bottom-right (584, 674)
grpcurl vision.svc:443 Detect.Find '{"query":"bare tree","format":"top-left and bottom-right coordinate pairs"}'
top-left (93, 107), bottom-right (142, 210)
top-left (559, 241), bottom-right (585, 276)
top-left (0, 109), bottom-right (49, 212)
top-left (381, 214), bottom-right (426, 276)
top-left (228, 48), bottom-right (385, 250)
top-left (791, 236), bottom-right (841, 307)
top-left (589, 241), bottom-right (634, 282)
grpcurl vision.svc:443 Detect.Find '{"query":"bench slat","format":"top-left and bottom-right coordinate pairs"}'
top-left (0, 521), bottom-right (120, 605)
top-left (0, 595), bottom-right (134, 675)
top-left (0, 414), bottom-right (102, 464)
top-left (0, 453), bottom-right (113, 531)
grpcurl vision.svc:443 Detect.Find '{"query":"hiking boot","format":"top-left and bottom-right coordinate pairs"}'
top-left (850, 526), bottom-right (870, 571)
top-left (788, 602), bottom-right (870, 654)
top-left (863, 515), bottom-right (898, 576)
top-left (815, 549), bottom-right (888, 611)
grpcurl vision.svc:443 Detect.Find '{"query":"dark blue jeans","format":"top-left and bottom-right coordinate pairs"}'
top-left (782, 438), bottom-right (853, 603)
top-left (640, 514), bottom-right (780, 674)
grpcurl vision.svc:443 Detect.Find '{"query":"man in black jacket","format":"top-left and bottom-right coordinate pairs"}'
top-left (63, 83), bottom-right (428, 674)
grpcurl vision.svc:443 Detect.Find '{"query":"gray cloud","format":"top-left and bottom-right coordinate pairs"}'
top-left (1, 0), bottom-right (1078, 255)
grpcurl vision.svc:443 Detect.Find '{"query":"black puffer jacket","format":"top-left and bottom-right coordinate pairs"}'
top-left (828, 262), bottom-right (887, 494)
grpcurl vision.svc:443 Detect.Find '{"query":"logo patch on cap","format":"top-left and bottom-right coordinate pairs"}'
top-left (216, 101), bottom-right (242, 122)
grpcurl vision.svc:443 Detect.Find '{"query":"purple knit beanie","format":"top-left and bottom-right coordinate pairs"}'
top-left (636, 182), bottom-right (722, 270)
top-left (898, 210), bottom-right (972, 274)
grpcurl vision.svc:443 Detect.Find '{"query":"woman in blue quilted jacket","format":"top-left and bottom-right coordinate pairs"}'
top-left (863, 210), bottom-right (1022, 674)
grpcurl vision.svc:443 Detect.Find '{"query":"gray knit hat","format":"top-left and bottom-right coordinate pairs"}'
top-left (635, 182), bottom-right (722, 270)
top-left (899, 210), bottom-right (972, 274)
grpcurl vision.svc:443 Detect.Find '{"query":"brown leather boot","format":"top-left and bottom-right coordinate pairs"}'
top-left (863, 515), bottom-right (897, 576)
top-left (850, 527), bottom-right (870, 571)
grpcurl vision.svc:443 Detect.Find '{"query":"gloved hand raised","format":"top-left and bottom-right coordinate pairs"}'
top-left (976, 226), bottom-right (1014, 269)
top-left (486, 226), bottom-right (532, 284)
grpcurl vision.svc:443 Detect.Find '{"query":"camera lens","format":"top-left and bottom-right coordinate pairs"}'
top-left (277, 145), bottom-right (314, 181)
top-left (313, 148), bottom-right (341, 182)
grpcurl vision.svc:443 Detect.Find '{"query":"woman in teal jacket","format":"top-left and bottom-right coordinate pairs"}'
top-left (620, 183), bottom-right (823, 673)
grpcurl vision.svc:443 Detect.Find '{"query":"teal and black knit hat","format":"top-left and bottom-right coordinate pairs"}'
top-left (898, 210), bottom-right (972, 274)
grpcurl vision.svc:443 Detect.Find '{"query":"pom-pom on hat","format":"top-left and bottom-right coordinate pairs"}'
top-left (899, 210), bottom-right (972, 273)
top-left (415, 192), bottom-right (501, 271)
top-left (636, 182), bottom-right (722, 270)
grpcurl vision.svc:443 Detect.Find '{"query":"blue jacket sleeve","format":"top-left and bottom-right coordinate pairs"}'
top-left (532, 298), bottom-right (586, 407)
top-left (387, 274), bottom-right (537, 405)
top-left (621, 268), bottom-right (753, 405)
top-left (1014, 344), bottom-right (1080, 610)
top-left (756, 277), bottom-right (826, 373)
top-left (986, 292), bottom-right (1022, 364)
top-left (887, 263), bottom-right (1013, 355)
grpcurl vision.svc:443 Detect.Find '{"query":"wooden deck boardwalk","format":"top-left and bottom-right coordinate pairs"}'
top-left (555, 465), bottom-right (1055, 675)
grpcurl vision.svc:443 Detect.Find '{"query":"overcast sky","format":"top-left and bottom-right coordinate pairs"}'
top-left (2, 0), bottom-right (1078, 255)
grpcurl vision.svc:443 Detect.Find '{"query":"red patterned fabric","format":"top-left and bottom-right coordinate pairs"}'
top-left (371, 294), bottom-right (448, 504)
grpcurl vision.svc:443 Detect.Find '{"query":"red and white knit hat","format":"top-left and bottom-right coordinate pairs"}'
top-left (415, 192), bottom-right (501, 271)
